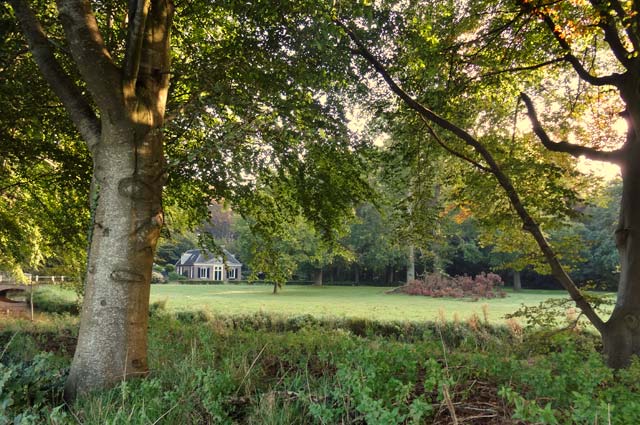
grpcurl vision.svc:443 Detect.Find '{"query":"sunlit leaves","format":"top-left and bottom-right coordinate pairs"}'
top-left (1, 3), bottom-right (90, 277)
top-left (162, 0), bottom-right (374, 249)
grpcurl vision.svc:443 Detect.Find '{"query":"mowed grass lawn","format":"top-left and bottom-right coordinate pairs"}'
top-left (149, 283), bottom-right (598, 323)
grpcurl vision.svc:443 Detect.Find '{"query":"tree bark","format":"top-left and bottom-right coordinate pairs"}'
top-left (313, 268), bottom-right (323, 286)
top-left (385, 266), bottom-right (394, 285)
top-left (513, 269), bottom-right (522, 292)
top-left (65, 122), bottom-right (165, 398)
top-left (601, 109), bottom-right (640, 367)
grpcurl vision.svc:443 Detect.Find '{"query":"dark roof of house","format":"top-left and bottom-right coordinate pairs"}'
top-left (176, 249), bottom-right (242, 267)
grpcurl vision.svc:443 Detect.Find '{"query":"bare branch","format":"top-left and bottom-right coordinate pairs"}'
top-left (57, 0), bottom-right (122, 114)
top-left (10, 0), bottom-right (100, 149)
top-left (336, 18), bottom-right (606, 332)
top-left (446, 11), bottom-right (525, 58)
top-left (123, 0), bottom-right (151, 96)
top-left (520, 92), bottom-right (625, 164)
top-left (478, 56), bottom-right (566, 80)
top-left (0, 172), bottom-right (58, 194)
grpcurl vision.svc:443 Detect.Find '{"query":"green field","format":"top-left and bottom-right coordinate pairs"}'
top-left (150, 283), bottom-right (587, 323)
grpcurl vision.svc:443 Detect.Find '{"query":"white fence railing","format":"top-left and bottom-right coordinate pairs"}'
top-left (0, 274), bottom-right (72, 284)
top-left (27, 275), bottom-right (69, 283)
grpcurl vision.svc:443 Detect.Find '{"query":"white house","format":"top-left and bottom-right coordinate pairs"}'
top-left (175, 249), bottom-right (242, 281)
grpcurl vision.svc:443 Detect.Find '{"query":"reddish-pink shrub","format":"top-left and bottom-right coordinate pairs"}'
top-left (396, 272), bottom-right (505, 299)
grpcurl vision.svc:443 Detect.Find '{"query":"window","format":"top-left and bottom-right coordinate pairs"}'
top-left (228, 268), bottom-right (236, 279)
top-left (198, 268), bottom-right (210, 279)
top-left (214, 265), bottom-right (223, 281)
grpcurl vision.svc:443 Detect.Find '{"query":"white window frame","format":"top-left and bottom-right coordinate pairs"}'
top-left (198, 267), bottom-right (210, 279)
top-left (228, 268), bottom-right (236, 279)
top-left (214, 265), bottom-right (223, 281)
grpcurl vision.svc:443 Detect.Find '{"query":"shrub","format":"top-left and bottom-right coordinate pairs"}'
top-left (395, 272), bottom-right (505, 299)
top-left (175, 310), bottom-right (212, 323)
top-left (167, 271), bottom-right (187, 281)
top-left (151, 270), bottom-right (166, 284)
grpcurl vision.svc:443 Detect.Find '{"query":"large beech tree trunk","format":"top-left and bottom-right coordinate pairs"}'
top-left (11, 0), bottom-right (174, 399)
top-left (65, 123), bottom-right (166, 397)
top-left (601, 114), bottom-right (640, 368)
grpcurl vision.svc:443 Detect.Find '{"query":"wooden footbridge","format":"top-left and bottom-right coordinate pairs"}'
top-left (0, 284), bottom-right (30, 315)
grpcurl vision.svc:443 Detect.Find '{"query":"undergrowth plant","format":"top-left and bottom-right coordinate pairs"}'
top-left (1, 310), bottom-right (639, 424)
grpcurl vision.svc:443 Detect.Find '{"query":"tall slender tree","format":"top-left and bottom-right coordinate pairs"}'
top-left (334, 0), bottom-right (640, 367)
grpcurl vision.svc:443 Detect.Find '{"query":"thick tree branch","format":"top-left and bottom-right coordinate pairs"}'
top-left (57, 0), bottom-right (122, 114)
top-left (336, 19), bottom-right (606, 333)
top-left (130, 0), bottom-right (174, 126)
top-left (589, 0), bottom-right (639, 60)
top-left (517, 0), bottom-right (625, 86)
top-left (594, 15), bottom-right (632, 65)
top-left (123, 0), bottom-right (150, 97)
top-left (520, 92), bottom-right (625, 164)
top-left (607, 0), bottom-right (640, 52)
top-left (10, 0), bottom-right (100, 149)
top-left (562, 54), bottom-right (623, 86)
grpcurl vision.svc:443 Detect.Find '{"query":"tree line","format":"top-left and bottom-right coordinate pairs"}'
top-left (157, 177), bottom-right (621, 291)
